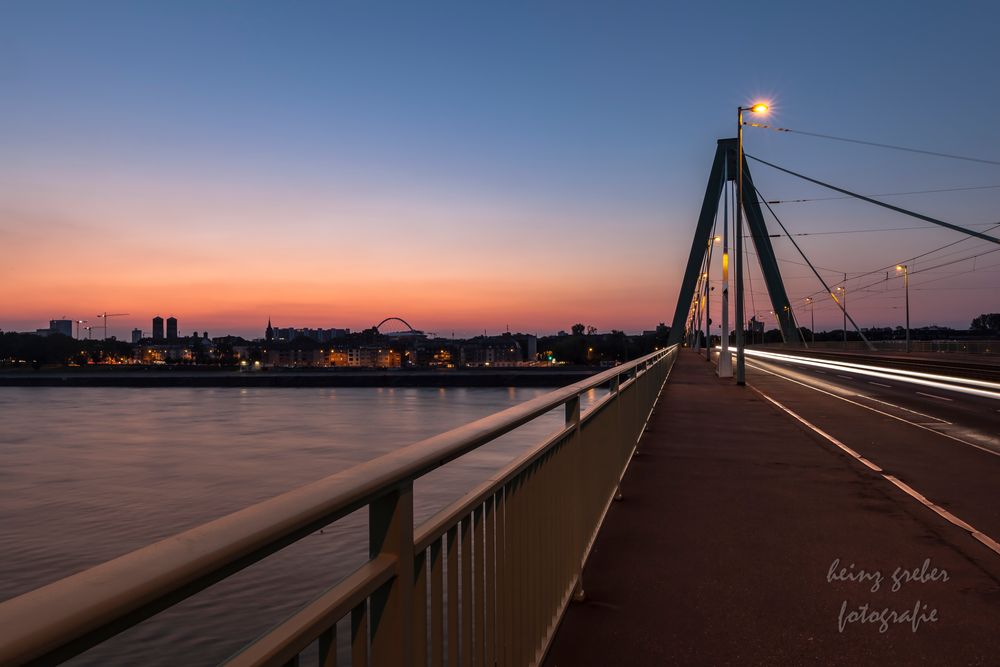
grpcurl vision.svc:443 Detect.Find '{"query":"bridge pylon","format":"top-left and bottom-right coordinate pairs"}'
top-left (668, 139), bottom-right (802, 349)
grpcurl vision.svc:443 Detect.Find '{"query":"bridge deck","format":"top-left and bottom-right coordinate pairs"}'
top-left (544, 350), bottom-right (1000, 665)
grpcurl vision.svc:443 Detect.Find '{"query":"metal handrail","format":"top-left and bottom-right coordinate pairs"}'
top-left (0, 346), bottom-right (677, 666)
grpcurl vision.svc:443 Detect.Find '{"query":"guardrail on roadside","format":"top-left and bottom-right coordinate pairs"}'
top-left (0, 345), bottom-right (679, 667)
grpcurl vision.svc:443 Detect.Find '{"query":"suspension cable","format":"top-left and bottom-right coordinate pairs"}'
top-left (751, 182), bottom-right (873, 350)
top-left (745, 123), bottom-right (1000, 167)
top-left (746, 154), bottom-right (1000, 245)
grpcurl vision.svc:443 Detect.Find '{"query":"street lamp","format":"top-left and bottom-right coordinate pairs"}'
top-left (805, 298), bottom-right (815, 344)
top-left (896, 264), bottom-right (910, 352)
top-left (735, 101), bottom-right (769, 385)
top-left (836, 286), bottom-right (847, 346)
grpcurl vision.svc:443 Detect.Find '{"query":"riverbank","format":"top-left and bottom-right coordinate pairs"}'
top-left (0, 367), bottom-right (601, 387)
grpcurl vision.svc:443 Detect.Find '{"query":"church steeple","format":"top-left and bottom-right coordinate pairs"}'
top-left (266, 318), bottom-right (274, 342)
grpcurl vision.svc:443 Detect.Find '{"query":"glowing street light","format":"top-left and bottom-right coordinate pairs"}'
top-left (805, 297), bottom-right (815, 344)
top-left (836, 286), bottom-right (847, 346)
top-left (735, 101), bottom-right (770, 385)
top-left (896, 264), bottom-right (910, 353)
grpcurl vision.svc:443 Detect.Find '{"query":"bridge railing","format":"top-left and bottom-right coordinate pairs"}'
top-left (0, 345), bottom-right (679, 667)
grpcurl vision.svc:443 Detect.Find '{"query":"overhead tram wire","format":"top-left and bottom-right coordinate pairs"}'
top-left (765, 184), bottom-right (1000, 205)
top-left (765, 184), bottom-right (1000, 204)
top-left (745, 123), bottom-right (1000, 167)
top-left (796, 220), bottom-right (1000, 302)
top-left (745, 154), bottom-right (1000, 246)
top-left (765, 222), bottom-right (1000, 238)
top-left (800, 245), bottom-right (1000, 312)
top-left (750, 182), bottom-right (874, 349)
top-left (744, 122), bottom-right (1000, 302)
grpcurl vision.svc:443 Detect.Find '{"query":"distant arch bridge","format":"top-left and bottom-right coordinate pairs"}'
top-left (374, 317), bottom-right (426, 336)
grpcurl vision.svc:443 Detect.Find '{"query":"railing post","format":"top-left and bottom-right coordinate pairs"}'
top-left (566, 395), bottom-right (585, 602)
top-left (611, 374), bottom-right (624, 501)
top-left (369, 483), bottom-right (415, 667)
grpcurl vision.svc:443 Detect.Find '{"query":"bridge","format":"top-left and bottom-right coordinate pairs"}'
top-left (1, 135), bottom-right (999, 665)
top-left (374, 317), bottom-right (428, 337)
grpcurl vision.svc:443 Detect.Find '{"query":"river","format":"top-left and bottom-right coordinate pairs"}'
top-left (0, 385), bottom-right (599, 665)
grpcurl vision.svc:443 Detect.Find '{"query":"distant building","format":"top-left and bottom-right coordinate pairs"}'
top-left (166, 317), bottom-right (178, 340)
top-left (152, 316), bottom-right (164, 341)
top-left (49, 319), bottom-right (73, 337)
top-left (268, 325), bottom-right (350, 343)
top-left (131, 329), bottom-right (143, 344)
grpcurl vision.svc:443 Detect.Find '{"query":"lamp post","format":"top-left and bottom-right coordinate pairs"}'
top-left (896, 264), bottom-right (910, 352)
top-left (805, 298), bottom-right (815, 344)
top-left (706, 235), bottom-right (719, 362)
top-left (735, 102), bottom-right (768, 385)
top-left (836, 285), bottom-right (847, 346)
top-left (719, 167), bottom-right (733, 377)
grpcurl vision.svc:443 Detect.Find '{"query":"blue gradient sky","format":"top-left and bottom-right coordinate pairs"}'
top-left (3, 1), bottom-right (999, 338)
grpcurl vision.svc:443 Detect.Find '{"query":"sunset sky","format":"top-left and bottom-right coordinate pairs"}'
top-left (4, 1), bottom-right (999, 338)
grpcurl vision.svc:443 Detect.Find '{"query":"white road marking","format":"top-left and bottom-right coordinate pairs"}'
top-left (747, 360), bottom-right (997, 457)
top-left (837, 374), bottom-right (853, 380)
top-left (752, 385), bottom-right (1000, 559)
top-left (916, 391), bottom-right (953, 402)
top-left (753, 388), bottom-right (881, 472)
top-left (868, 381), bottom-right (893, 388)
top-left (851, 393), bottom-right (951, 424)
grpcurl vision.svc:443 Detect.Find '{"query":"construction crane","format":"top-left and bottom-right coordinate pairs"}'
top-left (83, 326), bottom-right (95, 340)
top-left (75, 320), bottom-right (88, 339)
top-left (96, 312), bottom-right (130, 341)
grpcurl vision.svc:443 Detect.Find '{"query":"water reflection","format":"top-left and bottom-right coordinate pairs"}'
top-left (0, 386), bottom-right (600, 665)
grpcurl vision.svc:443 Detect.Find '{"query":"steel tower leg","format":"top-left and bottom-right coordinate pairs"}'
top-left (668, 141), bottom-right (728, 346)
top-left (669, 140), bottom-right (801, 350)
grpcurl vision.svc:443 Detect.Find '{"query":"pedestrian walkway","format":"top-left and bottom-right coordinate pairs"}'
top-left (544, 351), bottom-right (1000, 665)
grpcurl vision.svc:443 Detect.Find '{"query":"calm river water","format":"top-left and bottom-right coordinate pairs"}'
top-left (0, 386), bottom-right (599, 665)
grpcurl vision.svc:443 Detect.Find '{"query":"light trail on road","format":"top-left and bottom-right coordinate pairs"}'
top-left (735, 348), bottom-right (1000, 400)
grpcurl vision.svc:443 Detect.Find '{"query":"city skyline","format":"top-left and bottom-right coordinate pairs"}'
top-left (4, 2), bottom-right (1000, 337)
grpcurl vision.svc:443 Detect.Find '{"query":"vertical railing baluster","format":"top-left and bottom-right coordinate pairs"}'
top-left (430, 539), bottom-right (444, 666)
top-left (319, 625), bottom-right (337, 667)
top-left (474, 504), bottom-right (486, 666)
top-left (528, 462), bottom-right (540, 659)
top-left (352, 603), bottom-right (368, 667)
top-left (483, 495), bottom-right (496, 667)
top-left (413, 546), bottom-right (428, 666)
top-left (461, 514), bottom-right (473, 667)
top-left (540, 451), bottom-right (552, 640)
top-left (497, 488), bottom-right (509, 667)
top-left (558, 440), bottom-right (571, 606)
top-left (447, 526), bottom-right (459, 667)
top-left (565, 396), bottom-right (583, 603)
top-left (368, 485), bottom-right (414, 666)
top-left (511, 477), bottom-right (524, 666)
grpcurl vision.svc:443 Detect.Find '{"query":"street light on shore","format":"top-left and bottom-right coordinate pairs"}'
top-left (805, 298), bottom-right (815, 344)
top-left (896, 264), bottom-right (910, 353)
top-left (836, 286), bottom-right (847, 346)
top-left (735, 101), bottom-right (769, 385)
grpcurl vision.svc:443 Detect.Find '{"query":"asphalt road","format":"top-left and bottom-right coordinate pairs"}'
top-left (546, 350), bottom-right (1000, 665)
top-left (742, 349), bottom-right (1000, 554)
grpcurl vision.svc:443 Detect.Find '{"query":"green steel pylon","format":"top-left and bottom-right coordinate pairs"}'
top-left (669, 139), bottom-right (800, 346)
